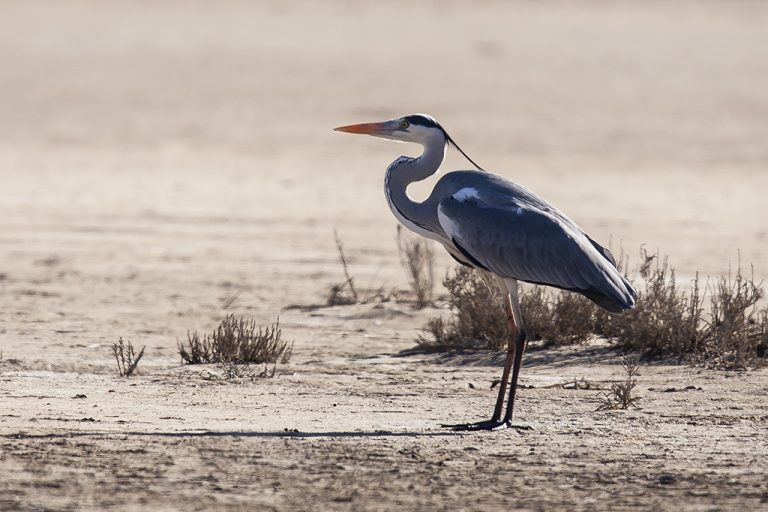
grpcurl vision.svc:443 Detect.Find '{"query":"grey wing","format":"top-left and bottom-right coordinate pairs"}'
top-left (437, 196), bottom-right (636, 313)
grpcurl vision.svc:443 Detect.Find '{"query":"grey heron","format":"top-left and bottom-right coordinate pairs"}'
top-left (335, 114), bottom-right (637, 431)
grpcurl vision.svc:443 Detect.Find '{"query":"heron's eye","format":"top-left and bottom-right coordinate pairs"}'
top-left (400, 120), bottom-right (410, 130)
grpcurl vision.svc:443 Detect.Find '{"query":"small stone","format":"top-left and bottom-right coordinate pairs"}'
top-left (658, 474), bottom-right (676, 485)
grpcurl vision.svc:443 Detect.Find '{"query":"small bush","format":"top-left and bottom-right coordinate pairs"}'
top-left (701, 268), bottom-right (764, 369)
top-left (396, 226), bottom-right (435, 308)
top-left (523, 288), bottom-right (597, 346)
top-left (598, 354), bottom-right (641, 410)
top-left (418, 249), bottom-right (768, 368)
top-left (418, 267), bottom-right (598, 351)
top-left (112, 338), bottom-right (145, 377)
top-left (607, 253), bottom-right (704, 359)
top-left (418, 266), bottom-right (507, 351)
top-left (607, 255), bottom-right (767, 367)
top-left (178, 314), bottom-right (293, 368)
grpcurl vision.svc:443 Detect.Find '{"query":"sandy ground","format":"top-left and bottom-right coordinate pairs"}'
top-left (1, 1), bottom-right (768, 510)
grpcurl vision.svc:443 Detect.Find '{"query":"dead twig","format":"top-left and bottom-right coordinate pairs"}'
top-left (333, 229), bottom-right (358, 303)
top-left (111, 338), bottom-right (145, 377)
top-left (396, 225), bottom-right (435, 309)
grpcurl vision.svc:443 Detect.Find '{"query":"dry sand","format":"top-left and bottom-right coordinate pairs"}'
top-left (1, 1), bottom-right (767, 510)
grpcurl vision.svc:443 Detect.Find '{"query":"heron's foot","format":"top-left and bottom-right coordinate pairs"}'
top-left (441, 419), bottom-right (511, 431)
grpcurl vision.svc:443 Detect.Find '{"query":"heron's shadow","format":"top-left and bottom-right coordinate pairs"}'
top-left (133, 430), bottom-right (462, 439)
top-left (5, 430), bottom-right (465, 440)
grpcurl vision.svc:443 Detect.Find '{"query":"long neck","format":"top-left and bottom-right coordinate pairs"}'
top-left (385, 131), bottom-right (446, 237)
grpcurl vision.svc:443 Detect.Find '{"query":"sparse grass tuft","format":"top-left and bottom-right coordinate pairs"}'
top-left (112, 337), bottom-right (145, 377)
top-left (327, 230), bottom-right (359, 306)
top-left (396, 225), bottom-right (435, 309)
top-left (178, 314), bottom-right (292, 371)
top-left (598, 354), bottom-right (641, 410)
top-left (326, 230), bottom-right (392, 306)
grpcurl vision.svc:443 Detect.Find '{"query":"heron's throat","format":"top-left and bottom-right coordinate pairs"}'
top-left (384, 133), bottom-right (446, 240)
top-left (391, 132), bottom-right (447, 184)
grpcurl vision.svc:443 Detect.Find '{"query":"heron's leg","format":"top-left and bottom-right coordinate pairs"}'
top-left (491, 294), bottom-right (517, 422)
top-left (442, 280), bottom-right (521, 432)
top-left (502, 284), bottom-right (528, 425)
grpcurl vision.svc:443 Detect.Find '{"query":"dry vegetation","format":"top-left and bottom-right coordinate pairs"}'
top-left (111, 337), bottom-right (145, 377)
top-left (327, 230), bottom-right (359, 306)
top-left (326, 230), bottom-right (390, 306)
top-left (419, 251), bottom-right (768, 368)
top-left (216, 358), bottom-right (278, 381)
top-left (603, 253), bottom-right (703, 360)
top-left (703, 270), bottom-right (767, 368)
top-left (598, 354), bottom-right (642, 410)
top-left (178, 314), bottom-right (293, 373)
top-left (519, 286), bottom-right (602, 346)
top-left (418, 266), bottom-right (508, 351)
top-left (396, 225), bottom-right (435, 309)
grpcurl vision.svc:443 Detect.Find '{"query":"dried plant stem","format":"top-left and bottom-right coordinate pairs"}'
top-left (598, 354), bottom-right (641, 410)
top-left (396, 225), bottom-right (435, 309)
top-left (111, 338), bottom-right (145, 377)
top-left (334, 229), bottom-right (358, 303)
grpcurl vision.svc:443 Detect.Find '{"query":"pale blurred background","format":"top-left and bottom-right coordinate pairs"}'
top-left (1, 0), bottom-right (767, 348)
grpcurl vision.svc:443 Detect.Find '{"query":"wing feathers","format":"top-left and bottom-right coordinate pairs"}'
top-left (437, 196), bottom-right (636, 312)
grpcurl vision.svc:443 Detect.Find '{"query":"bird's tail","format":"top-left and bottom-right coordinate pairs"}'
top-left (584, 273), bottom-right (637, 314)
top-left (616, 274), bottom-right (638, 312)
top-left (585, 236), bottom-right (638, 313)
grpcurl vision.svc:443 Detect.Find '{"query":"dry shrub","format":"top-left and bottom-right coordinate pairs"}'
top-left (606, 253), bottom-right (704, 359)
top-left (607, 254), bottom-right (767, 367)
top-left (418, 250), bottom-right (768, 368)
top-left (523, 288), bottom-right (598, 346)
top-left (417, 266), bottom-right (507, 351)
top-left (700, 269), bottom-right (765, 369)
top-left (598, 354), bottom-right (641, 410)
top-left (178, 314), bottom-right (293, 368)
top-left (112, 337), bottom-right (145, 377)
top-left (396, 225), bottom-right (435, 308)
top-left (517, 286), bottom-right (550, 340)
top-left (417, 267), bottom-right (599, 352)
top-left (419, 268), bottom-right (602, 351)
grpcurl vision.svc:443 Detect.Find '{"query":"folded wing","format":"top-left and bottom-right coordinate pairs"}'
top-left (437, 194), bottom-right (637, 313)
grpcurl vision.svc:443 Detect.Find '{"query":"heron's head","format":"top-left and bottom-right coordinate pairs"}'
top-left (334, 114), bottom-right (446, 145)
top-left (334, 113), bottom-right (485, 171)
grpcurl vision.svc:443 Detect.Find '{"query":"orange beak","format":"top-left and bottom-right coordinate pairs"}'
top-left (334, 121), bottom-right (391, 135)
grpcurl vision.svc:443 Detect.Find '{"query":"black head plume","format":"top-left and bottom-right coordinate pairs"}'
top-left (403, 114), bottom-right (485, 172)
top-left (444, 132), bottom-right (485, 172)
